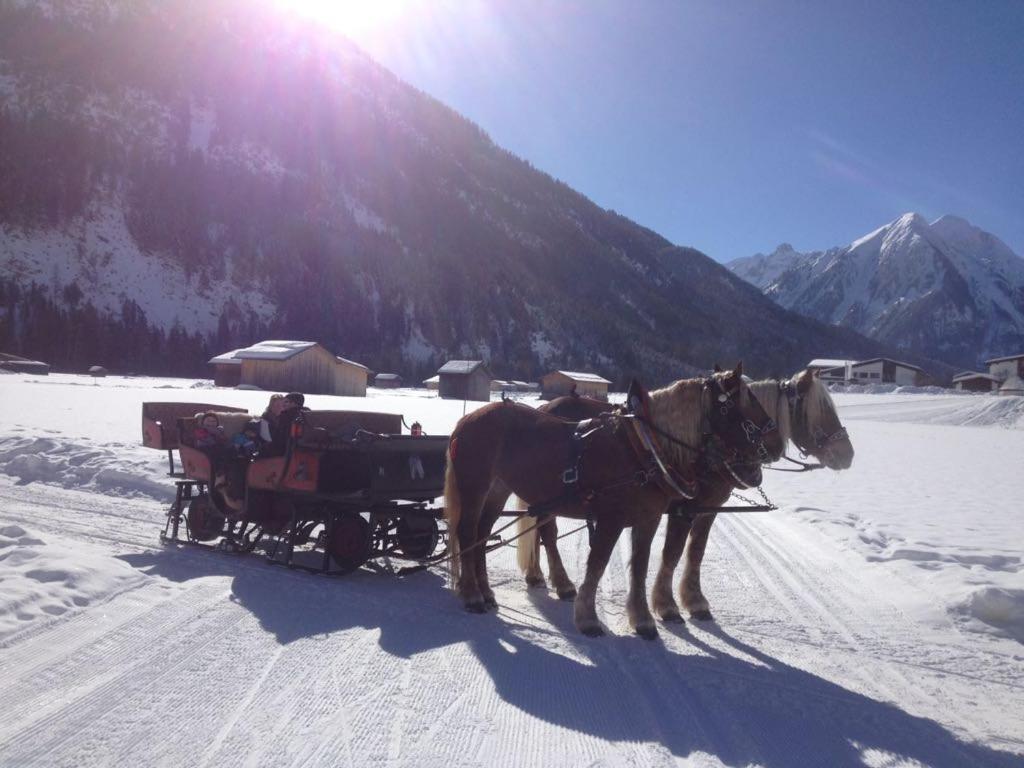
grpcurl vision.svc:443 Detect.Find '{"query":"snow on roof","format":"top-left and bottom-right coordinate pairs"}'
top-left (853, 358), bottom-right (925, 373)
top-left (374, 373), bottom-right (402, 381)
top-left (952, 371), bottom-right (999, 382)
top-left (808, 359), bottom-right (855, 369)
top-left (336, 356), bottom-right (369, 372)
top-left (984, 352), bottom-right (1024, 365)
top-left (208, 348), bottom-right (244, 365)
top-left (551, 371), bottom-right (612, 385)
top-left (233, 340), bottom-right (318, 361)
top-left (422, 375), bottom-right (440, 384)
top-left (438, 360), bottom-right (486, 375)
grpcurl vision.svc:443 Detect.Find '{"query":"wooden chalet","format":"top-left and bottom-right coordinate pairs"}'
top-left (208, 349), bottom-right (243, 387)
top-left (540, 370), bottom-right (611, 401)
top-left (437, 360), bottom-right (492, 402)
top-left (373, 373), bottom-right (403, 389)
top-left (212, 341), bottom-right (369, 396)
top-left (952, 371), bottom-right (999, 392)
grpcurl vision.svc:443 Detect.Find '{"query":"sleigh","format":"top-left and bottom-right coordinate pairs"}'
top-left (142, 402), bottom-right (448, 574)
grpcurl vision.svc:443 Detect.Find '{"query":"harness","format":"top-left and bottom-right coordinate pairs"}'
top-left (779, 379), bottom-right (848, 467)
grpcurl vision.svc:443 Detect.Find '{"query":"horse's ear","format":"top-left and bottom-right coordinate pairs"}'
top-left (797, 368), bottom-right (815, 393)
top-left (627, 378), bottom-right (650, 414)
top-left (713, 363), bottom-right (723, 373)
top-left (732, 361), bottom-right (744, 378)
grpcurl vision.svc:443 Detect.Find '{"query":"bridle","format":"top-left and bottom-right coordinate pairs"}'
top-left (698, 375), bottom-right (778, 487)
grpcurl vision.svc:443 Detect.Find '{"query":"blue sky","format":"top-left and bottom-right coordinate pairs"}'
top-left (318, 0), bottom-right (1024, 262)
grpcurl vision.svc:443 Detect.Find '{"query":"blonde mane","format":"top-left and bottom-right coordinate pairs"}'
top-left (798, 375), bottom-right (838, 433)
top-left (749, 379), bottom-right (792, 445)
top-left (645, 376), bottom-right (708, 470)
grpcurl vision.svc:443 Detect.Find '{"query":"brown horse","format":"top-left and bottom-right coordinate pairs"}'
top-left (652, 368), bottom-right (854, 622)
top-left (517, 368), bottom-right (854, 623)
top-left (443, 366), bottom-right (784, 637)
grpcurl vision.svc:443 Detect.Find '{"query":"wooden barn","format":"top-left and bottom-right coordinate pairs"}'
top-left (437, 360), bottom-right (492, 402)
top-left (985, 353), bottom-right (1024, 396)
top-left (373, 373), bottom-right (403, 389)
top-left (207, 349), bottom-right (243, 387)
top-left (952, 372), bottom-right (999, 392)
top-left (0, 352), bottom-right (50, 375)
top-left (422, 375), bottom-right (440, 390)
top-left (217, 341), bottom-right (368, 396)
top-left (540, 371), bottom-right (611, 401)
top-left (812, 357), bottom-right (926, 386)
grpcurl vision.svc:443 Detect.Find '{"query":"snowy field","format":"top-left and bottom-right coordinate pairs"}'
top-left (0, 372), bottom-right (1022, 767)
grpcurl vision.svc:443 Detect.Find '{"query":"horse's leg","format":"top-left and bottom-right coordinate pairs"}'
top-left (475, 485), bottom-right (508, 609)
top-left (453, 480), bottom-right (490, 613)
top-left (540, 517), bottom-right (577, 600)
top-left (627, 513), bottom-right (661, 639)
top-left (651, 511), bottom-right (694, 623)
top-left (681, 512), bottom-right (717, 621)
top-left (574, 517), bottom-right (624, 636)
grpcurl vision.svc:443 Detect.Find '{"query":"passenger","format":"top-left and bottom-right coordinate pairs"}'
top-left (257, 394), bottom-right (285, 456)
top-left (265, 392), bottom-right (308, 457)
top-left (194, 412), bottom-right (226, 450)
top-left (410, 421), bottom-right (424, 436)
top-left (231, 420), bottom-right (262, 458)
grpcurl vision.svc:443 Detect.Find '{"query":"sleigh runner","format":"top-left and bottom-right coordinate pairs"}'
top-left (143, 402), bottom-right (449, 573)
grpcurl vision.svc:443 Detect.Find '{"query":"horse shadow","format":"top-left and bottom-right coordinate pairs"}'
top-left (118, 547), bottom-right (462, 657)
top-left (461, 593), bottom-right (1022, 768)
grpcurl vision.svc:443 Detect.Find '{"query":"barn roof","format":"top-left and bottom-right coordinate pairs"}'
top-left (234, 340), bottom-right (318, 361)
top-left (952, 371), bottom-right (999, 382)
top-left (852, 358), bottom-right (925, 373)
top-left (438, 360), bottom-right (488, 376)
top-left (550, 371), bottom-right (611, 385)
top-left (807, 358), bottom-right (855, 369)
top-left (374, 373), bottom-right (402, 381)
top-left (984, 352), bottom-right (1024, 364)
top-left (208, 348), bottom-right (245, 365)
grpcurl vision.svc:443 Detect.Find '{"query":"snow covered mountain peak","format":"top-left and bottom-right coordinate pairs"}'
top-left (729, 214), bottom-right (1024, 368)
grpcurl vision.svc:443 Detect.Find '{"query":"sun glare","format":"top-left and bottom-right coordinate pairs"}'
top-left (280, 0), bottom-right (413, 37)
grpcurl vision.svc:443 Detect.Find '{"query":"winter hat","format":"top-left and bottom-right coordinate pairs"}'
top-left (284, 392), bottom-right (305, 407)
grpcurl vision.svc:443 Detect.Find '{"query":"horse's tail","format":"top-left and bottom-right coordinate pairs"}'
top-left (443, 449), bottom-right (461, 588)
top-left (513, 496), bottom-right (538, 576)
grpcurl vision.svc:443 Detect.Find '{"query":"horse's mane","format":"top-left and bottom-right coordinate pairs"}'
top-left (797, 374), bottom-right (838, 434)
top-left (749, 379), bottom-right (792, 445)
top-left (646, 376), bottom-right (707, 469)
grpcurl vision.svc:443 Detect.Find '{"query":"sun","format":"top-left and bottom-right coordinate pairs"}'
top-left (279, 0), bottom-right (412, 37)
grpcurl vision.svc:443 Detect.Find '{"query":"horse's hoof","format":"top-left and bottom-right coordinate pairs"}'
top-left (557, 588), bottom-right (577, 601)
top-left (690, 609), bottom-right (714, 622)
top-left (525, 576), bottom-right (547, 589)
top-left (464, 601), bottom-right (487, 614)
top-left (578, 622), bottom-right (604, 637)
top-left (658, 610), bottom-right (685, 624)
top-left (635, 623), bottom-right (659, 640)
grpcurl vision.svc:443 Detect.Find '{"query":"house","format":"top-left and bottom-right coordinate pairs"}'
top-left (985, 353), bottom-right (1024, 396)
top-left (437, 360), bottom-right (492, 402)
top-left (540, 370), bottom-right (611, 401)
top-left (806, 359), bottom-right (856, 383)
top-left (373, 373), bottom-right (403, 389)
top-left (422, 375), bottom-right (440, 390)
top-left (207, 349), bottom-right (243, 387)
top-left (0, 352), bottom-right (50, 375)
top-left (814, 357), bottom-right (926, 386)
top-left (214, 341), bottom-right (368, 396)
top-left (952, 371), bottom-right (999, 392)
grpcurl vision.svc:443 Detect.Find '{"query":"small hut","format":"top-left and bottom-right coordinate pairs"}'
top-left (952, 372), bottom-right (999, 392)
top-left (437, 360), bottom-right (491, 402)
top-left (0, 353), bottom-right (50, 375)
top-left (208, 349), bottom-right (243, 387)
top-left (540, 371), bottom-right (611, 401)
top-left (985, 353), bottom-right (1024, 396)
top-left (374, 373), bottom-right (403, 389)
top-left (224, 340), bottom-right (368, 396)
top-left (423, 375), bottom-right (440, 390)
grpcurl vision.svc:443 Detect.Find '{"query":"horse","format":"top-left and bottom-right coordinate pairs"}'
top-left (652, 368), bottom-right (854, 622)
top-left (516, 368), bottom-right (854, 624)
top-left (443, 365), bottom-right (784, 637)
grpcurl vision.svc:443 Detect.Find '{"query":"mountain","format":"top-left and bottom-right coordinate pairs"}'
top-left (729, 214), bottom-right (1024, 369)
top-left (0, 0), bottom-right (914, 383)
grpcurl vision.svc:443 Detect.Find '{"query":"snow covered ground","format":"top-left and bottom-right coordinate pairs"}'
top-left (0, 373), bottom-right (1021, 767)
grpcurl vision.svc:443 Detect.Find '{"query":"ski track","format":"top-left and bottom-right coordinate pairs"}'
top-left (1, 477), bottom-right (1022, 767)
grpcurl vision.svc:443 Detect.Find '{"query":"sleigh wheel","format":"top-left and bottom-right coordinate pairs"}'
top-left (326, 513), bottom-right (371, 573)
top-left (187, 496), bottom-right (225, 542)
top-left (395, 516), bottom-right (440, 559)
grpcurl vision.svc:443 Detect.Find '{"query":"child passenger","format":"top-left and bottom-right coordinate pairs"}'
top-left (231, 420), bottom-right (262, 458)
top-left (194, 412), bottom-right (225, 450)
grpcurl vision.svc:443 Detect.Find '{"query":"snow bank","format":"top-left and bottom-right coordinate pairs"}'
top-left (953, 587), bottom-right (1024, 643)
top-left (832, 390), bottom-right (1024, 428)
top-left (0, 523), bottom-right (147, 643)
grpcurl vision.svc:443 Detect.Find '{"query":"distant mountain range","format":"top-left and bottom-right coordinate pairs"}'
top-left (0, 0), bottom-right (939, 383)
top-left (729, 214), bottom-right (1024, 370)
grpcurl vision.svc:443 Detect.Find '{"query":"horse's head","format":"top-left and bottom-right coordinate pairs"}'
top-left (785, 369), bottom-right (854, 470)
top-left (703, 363), bottom-right (786, 488)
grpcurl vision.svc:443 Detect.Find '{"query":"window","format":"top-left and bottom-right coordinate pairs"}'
top-left (870, 372), bottom-right (880, 378)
